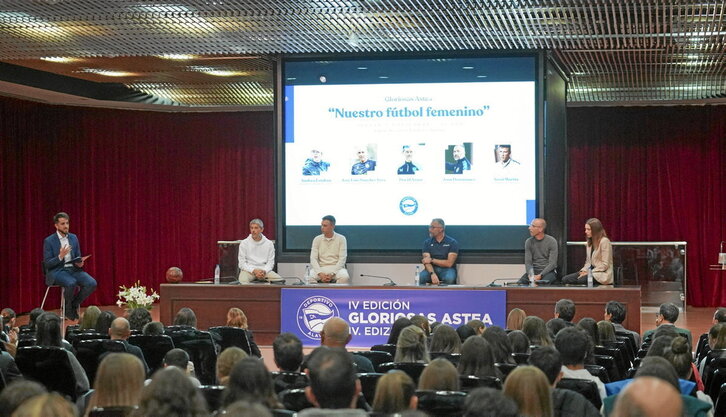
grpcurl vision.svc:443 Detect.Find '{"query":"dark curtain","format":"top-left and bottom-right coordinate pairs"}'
top-left (0, 96), bottom-right (275, 312)
top-left (567, 106), bottom-right (726, 307)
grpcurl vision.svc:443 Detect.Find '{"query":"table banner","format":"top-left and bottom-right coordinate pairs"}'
top-left (281, 288), bottom-right (506, 347)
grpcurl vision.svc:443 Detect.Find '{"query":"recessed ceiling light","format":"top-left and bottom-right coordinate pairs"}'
top-left (357, 66), bottom-right (368, 70)
top-left (462, 66), bottom-right (474, 70)
top-left (40, 56), bottom-right (77, 63)
top-left (81, 69), bottom-right (135, 77)
top-left (378, 76), bottom-right (389, 79)
top-left (159, 54), bottom-right (195, 60)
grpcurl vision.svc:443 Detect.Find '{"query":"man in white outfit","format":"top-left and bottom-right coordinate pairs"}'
top-left (310, 215), bottom-right (349, 284)
top-left (238, 218), bottom-right (282, 283)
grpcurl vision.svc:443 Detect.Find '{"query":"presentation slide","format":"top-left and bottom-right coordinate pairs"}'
top-left (280, 56), bottom-right (538, 251)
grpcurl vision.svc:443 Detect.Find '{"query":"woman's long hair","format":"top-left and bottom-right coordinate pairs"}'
top-left (503, 366), bottom-right (553, 417)
top-left (458, 336), bottom-right (499, 379)
top-left (84, 353), bottom-right (145, 416)
top-left (226, 308), bottom-right (249, 329)
top-left (372, 371), bottom-right (416, 414)
top-left (586, 218), bottom-right (607, 250)
top-left (395, 325), bottom-right (430, 363)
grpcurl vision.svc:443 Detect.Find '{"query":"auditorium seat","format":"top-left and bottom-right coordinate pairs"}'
top-left (377, 362), bottom-right (427, 384)
top-left (416, 390), bottom-right (467, 417)
top-left (459, 375), bottom-right (502, 391)
top-left (75, 339), bottom-right (127, 387)
top-left (713, 383), bottom-right (726, 417)
top-left (494, 362), bottom-right (518, 380)
top-left (166, 328), bottom-right (218, 385)
top-left (511, 352), bottom-right (530, 364)
top-left (15, 346), bottom-right (85, 401)
top-left (208, 326), bottom-right (258, 356)
top-left (594, 354), bottom-right (619, 381)
top-left (556, 378), bottom-right (601, 409)
top-left (595, 346), bottom-right (627, 380)
top-left (271, 371), bottom-right (309, 394)
top-left (128, 334), bottom-right (175, 376)
top-left (199, 385), bottom-right (225, 413)
top-left (279, 388), bottom-right (314, 412)
top-left (429, 352), bottom-right (462, 366)
top-left (357, 372), bottom-right (383, 404)
top-left (585, 364), bottom-right (610, 384)
top-left (353, 350), bottom-right (393, 372)
top-left (370, 344), bottom-right (396, 357)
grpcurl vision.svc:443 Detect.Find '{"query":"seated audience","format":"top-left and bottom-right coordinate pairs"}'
top-left (84, 353), bottom-right (145, 417)
top-left (611, 376), bottom-right (682, 417)
top-left (78, 306), bottom-right (101, 331)
top-left (429, 324), bottom-right (462, 354)
top-left (225, 307), bottom-right (261, 357)
top-left (643, 302), bottom-right (692, 346)
top-left (699, 323), bottom-right (726, 374)
top-left (597, 320), bottom-right (617, 344)
top-left (273, 332), bottom-right (304, 372)
top-left (216, 347), bottom-right (248, 386)
top-left (108, 317), bottom-right (150, 375)
top-left (300, 347), bottom-right (367, 416)
top-left (387, 317), bottom-right (413, 345)
top-left (35, 312), bottom-right (90, 395)
top-left (482, 326), bottom-right (515, 364)
top-left (662, 337), bottom-right (709, 403)
top-left (463, 388), bottom-right (518, 417)
top-left (11, 392), bottom-right (76, 417)
top-left (372, 371), bottom-right (418, 414)
top-left (173, 307), bottom-right (197, 328)
top-left (546, 318), bottom-right (569, 338)
top-left (503, 366), bottom-right (553, 417)
top-left (554, 299), bottom-right (576, 326)
top-left (467, 319), bottom-right (486, 336)
top-left (458, 336), bottom-right (502, 380)
top-left (418, 358), bottom-right (460, 391)
top-left (507, 330), bottom-right (531, 355)
top-left (142, 321), bottom-right (165, 336)
top-left (128, 308), bottom-right (152, 332)
top-left (395, 325), bottom-right (430, 363)
top-left (94, 310), bottom-right (116, 334)
top-left (222, 357), bottom-right (282, 410)
top-left (604, 300), bottom-right (641, 347)
top-left (523, 316), bottom-right (553, 347)
top-left (317, 317), bottom-right (374, 373)
top-left (528, 346), bottom-right (600, 417)
top-left (133, 366), bottom-right (208, 417)
top-left (576, 317), bottom-right (598, 365)
top-left (456, 324), bottom-right (477, 343)
top-left (0, 380), bottom-right (47, 417)
top-left (410, 315), bottom-right (431, 337)
top-left (161, 348), bottom-right (201, 387)
top-left (554, 327), bottom-right (606, 400)
top-left (506, 308), bottom-right (526, 331)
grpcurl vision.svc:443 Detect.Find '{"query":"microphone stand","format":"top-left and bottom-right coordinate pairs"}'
top-left (360, 274), bottom-right (397, 286)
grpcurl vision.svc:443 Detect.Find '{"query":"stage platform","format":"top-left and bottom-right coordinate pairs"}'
top-left (160, 283), bottom-right (641, 345)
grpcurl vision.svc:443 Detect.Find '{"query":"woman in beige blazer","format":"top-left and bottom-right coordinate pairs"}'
top-left (562, 218), bottom-right (613, 285)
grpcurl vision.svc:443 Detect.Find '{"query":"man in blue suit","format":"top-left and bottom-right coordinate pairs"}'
top-left (42, 212), bottom-right (96, 321)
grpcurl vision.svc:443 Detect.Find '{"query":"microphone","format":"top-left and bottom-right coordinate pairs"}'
top-left (487, 278), bottom-right (521, 287)
top-left (360, 274), bottom-right (397, 286)
top-left (281, 276), bottom-right (305, 286)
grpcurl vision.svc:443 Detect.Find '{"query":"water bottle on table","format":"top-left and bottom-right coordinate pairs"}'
top-left (414, 265), bottom-right (420, 286)
top-left (587, 267), bottom-right (594, 287)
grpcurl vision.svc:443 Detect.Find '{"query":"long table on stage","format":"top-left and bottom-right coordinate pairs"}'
top-left (160, 284), bottom-right (641, 345)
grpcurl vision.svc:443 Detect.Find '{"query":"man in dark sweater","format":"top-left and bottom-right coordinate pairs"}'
top-left (518, 218), bottom-right (559, 285)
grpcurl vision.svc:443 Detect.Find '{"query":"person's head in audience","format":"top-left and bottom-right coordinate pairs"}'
top-left (713, 308), bottom-right (726, 324)
top-left (163, 348), bottom-right (191, 372)
top-left (554, 327), bottom-right (588, 368)
top-left (27, 308), bottom-right (44, 331)
top-left (135, 366), bottom-right (208, 417)
top-left (10, 393), bottom-right (76, 417)
top-left (372, 370), bottom-right (417, 414)
top-left (522, 316), bottom-right (553, 347)
top-left (508, 330), bottom-right (531, 354)
top-left (656, 302), bottom-right (680, 326)
top-left (646, 335), bottom-right (674, 358)
top-left (35, 312), bottom-right (62, 347)
top-left (456, 324), bottom-right (476, 343)
top-left (612, 376), bottom-right (682, 417)
top-left (458, 336), bottom-right (499, 379)
top-left (662, 336), bottom-right (692, 380)
top-left (503, 366), bottom-right (553, 417)
top-left (554, 299), bottom-right (576, 323)
top-left (95, 310), bottom-right (117, 334)
top-left (79, 306), bottom-right (101, 331)
top-left (217, 347), bottom-right (248, 386)
top-left (109, 317), bottom-right (132, 341)
top-left (305, 347), bottom-right (361, 409)
top-left (128, 308), bottom-right (152, 332)
top-left (387, 316), bottom-right (413, 345)
top-left (545, 318), bottom-right (568, 338)
top-left (635, 357), bottom-right (680, 389)
top-left (409, 315), bottom-right (431, 337)
top-left (223, 400), bottom-right (273, 417)
top-left (273, 332), bottom-right (303, 372)
top-left (463, 388), bottom-right (519, 417)
top-left (527, 346), bottom-right (562, 386)
top-left (708, 323), bottom-right (726, 350)
top-left (482, 326), bottom-right (513, 364)
top-left (173, 307), bottom-right (197, 328)
top-left (467, 319), bottom-right (486, 335)
top-left (320, 317), bottom-right (353, 349)
top-left (506, 308), bottom-right (526, 331)
top-left (597, 320), bottom-right (617, 343)
top-left (223, 357), bottom-right (281, 410)
top-left (604, 300), bottom-right (627, 324)
top-left (0, 380), bottom-right (46, 417)
top-left (395, 325), bottom-right (430, 363)
top-left (653, 324), bottom-right (679, 340)
top-left (2, 308), bottom-right (16, 330)
top-left (142, 321), bottom-right (164, 336)
top-left (429, 324), bottom-right (462, 354)
top-left (226, 308), bottom-right (249, 329)
top-left (577, 317), bottom-right (600, 346)
top-left (419, 358), bottom-right (459, 391)
top-left (430, 321), bottom-right (442, 334)
top-left (85, 353), bottom-right (145, 416)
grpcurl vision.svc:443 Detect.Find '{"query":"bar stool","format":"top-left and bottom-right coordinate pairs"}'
top-left (41, 261), bottom-right (66, 338)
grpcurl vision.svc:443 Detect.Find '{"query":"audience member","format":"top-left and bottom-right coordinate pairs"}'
top-left (645, 335), bottom-right (675, 358)
top-left (108, 317), bottom-right (150, 375)
top-left (0, 346), bottom-right (21, 385)
top-left (419, 358), bottom-right (460, 391)
top-left (223, 400), bottom-right (273, 417)
top-left (387, 317), bottom-right (413, 345)
top-left (699, 323), bottom-right (726, 374)
top-left (300, 347), bottom-right (366, 416)
top-left (128, 308), bottom-right (152, 332)
top-left (78, 306), bottom-right (101, 331)
top-left (576, 317), bottom-right (598, 364)
top-left (142, 321), bottom-right (164, 336)
top-left (507, 330), bottom-right (531, 354)
top-left (528, 346), bottom-right (600, 417)
top-left (456, 324), bottom-right (477, 343)
top-left (457, 336), bottom-right (502, 379)
top-left (0, 380), bottom-right (46, 417)
top-left (94, 310), bottom-right (116, 334)
top-left (35, 312), bottom-right (89, 395)
top-left (523, 316), bottom-right (553, 347)
top-left (216, 347), bottom-right (248, 386)
top-left (546, 318), bottom-right (569, 339)
top-left (222, 357), bottom-right (282, 410)
top-left (466, 319), bottom-right (486, 336)
top-left (225, 307), bottom-right (261, 357)
top-left (554, 299), bottom-right (576, 325)
top-left (25, 308), bottom-right (45, 333)
top-left (503, 366), bottom-right (553, 417)
top-left (643, 302), bottom-right (692, 345)
top-left (506, 308), bottom-right (526, 331)
top-left (173, 307), bottom-right (197, 327)
top-left (482, 326), bottom-right (514, 364)
top-left (463, 388), bottom-right (518, 417)
top-left (429, 324), bottom-right (462, 354)
top-left (611, 376), bottom-right (682, 417)
top-left (554, 327), bottom-right (606, 400)
top-left (395, 325), bottom-right (430, 363)
top-left (273, 332), bottom-right (304, 372)
top-left (162, 348), bottom-right (201, 387)
top-left (372, 371), bottom-right (417, 414)
top-left (662, 337), bottom-right (709, 402)
top-left (133, 366), bottom-right (208, 417)
top-left (409, 315), bottom-right (431, 337)
top-left (604, 300), bottom-right (641, 347)
top-left (318, 317), bottom-right (374, 373)
top-left (84, 353), bottom-right (145, 417)
top-left (11, 392), bottom-right (76, 417)
top-left (597, 320), bottom-right (617, 344)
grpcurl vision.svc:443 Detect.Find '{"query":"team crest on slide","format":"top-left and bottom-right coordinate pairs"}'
top-left (296, 296), bottom-right (340, 339)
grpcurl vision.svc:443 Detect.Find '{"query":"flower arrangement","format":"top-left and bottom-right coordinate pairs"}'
top-left (117, 281), bottom-right (160, 310)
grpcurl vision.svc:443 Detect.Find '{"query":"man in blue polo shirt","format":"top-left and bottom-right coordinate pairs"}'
top-left (418, 218), bottom-right (460, 285)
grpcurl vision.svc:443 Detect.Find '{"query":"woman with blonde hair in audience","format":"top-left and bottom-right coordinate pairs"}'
top-left (506, 308), bottom-right (526, 331)
top-left (395, 325), bottom-right (430, 363)
top-left (429, 324), bottom-right (462, 354)
top-left (79, 306), bottom-right (101, 331)
top-left (11, 393), bottom-right (76, 417)
top-left (216, 347), bottom-right (248, 385)
top-left (503, 366), bottom-right (553, 417)
top-left (225, 307), bottom-right (261, 357)
top-left (372, 370), bottom-right (418, 413)
top-left (597, 320), bottom-right (617, 344)
top-left (522, 316), bottom-right (553, 347)
top-left (418, 358), bottom-right (460, 391)
top-left (84, 353), bottom-right (145, 417)
top-left (458, 336), bottom-right (502, 379)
